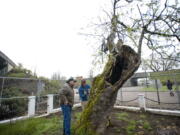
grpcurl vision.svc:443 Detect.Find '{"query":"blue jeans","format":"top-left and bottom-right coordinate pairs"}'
top-left (61, 105), bottom-right (72, 135)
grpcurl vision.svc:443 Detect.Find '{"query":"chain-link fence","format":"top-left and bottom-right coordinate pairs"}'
top-left (0, 76), bottom-right (80, 122)
top-left (0, 94), bottom-right (81, 122)
top-left (53, 94), bottom-right (61, 110)
top-left (0, 77), bottom-right (46, 121)
top-left (0, 77), bottom-right (45, 97)
top-left (0, 75), bottom-right (77, 124)
top-left (0, 97), bottom-right (28, 121)
top-left (35, 96), bottom-right (48, 115)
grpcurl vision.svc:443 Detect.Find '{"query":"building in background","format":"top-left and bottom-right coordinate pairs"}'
top-left (0, 51), bottom-right (16, 76)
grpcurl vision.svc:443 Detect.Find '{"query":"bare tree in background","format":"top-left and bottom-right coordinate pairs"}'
top-left (51, 72), bottom-right (61, 80)
top-left (51, 72), bottom-right (66, 87)
top-left (74, 0), bottom-right (180, 135)
top-left (143, 51), bottom-right (180, 72)
top-left (51, 72), bottom-right (66, 81)
top-left (88, 68), bottom-right (94, 81)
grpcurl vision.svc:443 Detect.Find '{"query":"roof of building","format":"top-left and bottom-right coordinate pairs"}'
top-left (0, 51), bottom-right (16, 67)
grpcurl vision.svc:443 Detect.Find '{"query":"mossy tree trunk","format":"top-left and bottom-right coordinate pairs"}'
top-left (73, 45), bottom-right (141, 135)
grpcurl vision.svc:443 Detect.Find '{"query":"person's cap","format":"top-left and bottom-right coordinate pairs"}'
top-left (81, 79), bottom-right (86, 83)
top-left (66, 77), bottom-right (77, 83)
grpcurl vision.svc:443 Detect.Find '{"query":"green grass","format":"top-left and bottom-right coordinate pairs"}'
top-left (115, 112), bottom-right (137, 134)
top-left (116, 112), bottom-right (129, 121)
top-left (142, 121), bottom-right (152, 130)
top-left (139, 114), bottom-right (146, 119)
top-left (115, 128), bottom-right (121, 133)
top-left (0, 114), bottom-right (63, 135)
top-left (126, 120), bottom-right (136, 135)
top-left (74, 112), bottom-right (82, 120)
top-left (125, 119), bottom-right (152, 134)
top-left (115, 112), bottom-right (153, 135)
top-left (142, 85), bottom-right (177, 91)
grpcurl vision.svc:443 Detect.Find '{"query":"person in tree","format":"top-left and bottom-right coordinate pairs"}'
top-left (166, 80), bottom-right (174, 96)
top-left (59, 77), bottom-right (77, 135)
top-left (78, 79), bottom-right (91, 110)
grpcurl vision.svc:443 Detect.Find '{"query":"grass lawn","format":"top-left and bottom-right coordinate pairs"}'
top-left (0, 109), bottom-right (180, 135)
top-left (106, 110), bottom-right (180, 135)
top-left (0, 114), bottom-right (63, 135)
top-left (141, 85), bottom-right (177, 91)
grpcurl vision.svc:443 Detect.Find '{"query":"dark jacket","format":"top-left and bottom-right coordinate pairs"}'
top-left (167, 81), bottom-right (173, 90)
top-left (59, 83), bottom-right (74, 106)
top-left (78, 84), bottom-right (90, 101)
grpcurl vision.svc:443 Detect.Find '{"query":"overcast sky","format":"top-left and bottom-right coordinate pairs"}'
top-left (1, 0), bottom-right (162, 79)
top-left (0, 0), bottom-right (110, 78)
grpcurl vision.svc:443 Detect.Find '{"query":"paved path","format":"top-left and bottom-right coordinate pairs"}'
top-left (74, 87), bottom-right (180, 110)
top-left (117, 86), bottom-right (180, 110)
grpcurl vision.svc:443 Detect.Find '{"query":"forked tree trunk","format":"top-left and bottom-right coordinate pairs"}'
top-left (73, 45), bottom-right (141, 135)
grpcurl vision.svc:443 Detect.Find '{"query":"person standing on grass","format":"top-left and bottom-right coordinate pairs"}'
top-left (59, 77), bottom-right (77, 135)
top-left (166, 80), bottom-right (174, 96)
top-left (78, 79), bottom-right (90, 110)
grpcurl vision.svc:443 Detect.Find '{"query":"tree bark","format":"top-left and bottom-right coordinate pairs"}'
top-left (73, 45), bottom-right (141, 135)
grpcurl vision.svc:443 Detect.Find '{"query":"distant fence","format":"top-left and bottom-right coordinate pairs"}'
top-left (0, 77), bottom-right (45, 97)
top-left (117, 72), bottom-right (180, 110)
top-left (116, 90), bottom-right (180, 110)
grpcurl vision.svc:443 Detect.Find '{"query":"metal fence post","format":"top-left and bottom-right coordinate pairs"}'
top-left (47, 94), bottom-right (54, 114)
top-left (138, 94), bottom-right (146, 110)
top-left (120, 88), bottom-right (123, 105)
top-left (155, 79), bottom-right (160, 105)
top-left (28, 96), bottom-right (36, 117)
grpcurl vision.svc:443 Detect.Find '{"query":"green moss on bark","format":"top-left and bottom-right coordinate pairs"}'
top-left (73, 45), bottom-right (140, 135)
top-left (73, 56), bottom-right (114, 135)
